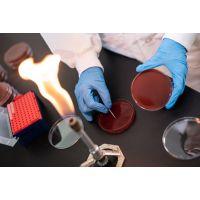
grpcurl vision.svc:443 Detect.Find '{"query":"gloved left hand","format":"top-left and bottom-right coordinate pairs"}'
top-left (75, 67), bottom-right (112, 121)
top-left (136, 38), bottom-right (188, 109)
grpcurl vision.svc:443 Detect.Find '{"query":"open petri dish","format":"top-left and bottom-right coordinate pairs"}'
top-left (162, 117), bottom-right (200, 160)
top-left (48, 114), bottom-right (81, 149)
top-left (98, 99), bottom-right (135, 134)
top-left (131, 69), bottom-right (172, 111)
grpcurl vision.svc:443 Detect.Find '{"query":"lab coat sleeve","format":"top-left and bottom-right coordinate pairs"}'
top-left (41, 33), bottom-right (103, 76)
top-left (163, 33), bottom-right (197, 50)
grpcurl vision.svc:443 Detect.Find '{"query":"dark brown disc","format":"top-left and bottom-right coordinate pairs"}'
top-left (0, 82), bottom-right (13, 106)
top-left (4, 42), bottom-right (33, 70)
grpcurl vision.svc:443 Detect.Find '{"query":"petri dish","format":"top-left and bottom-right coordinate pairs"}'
top-left (0, 82), bottom-right (14, 107)
top-left (162, 117), bottom-right (200, 160)
top-left (4, 42), bottom-right (33, 70)
top-left (0, 64), bottom-right (8, 82)
top-left (48, 115), bottom-right (81, 149)
top-left (98, 99), bottom-right (135, 134)
top-left (131, 69), bottom-right (172, 111)
top-left (0, 82), bottom-right (19, 107)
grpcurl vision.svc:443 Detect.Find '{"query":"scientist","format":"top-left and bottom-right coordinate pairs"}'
top-left (42, 33), bottom-right (198, 121)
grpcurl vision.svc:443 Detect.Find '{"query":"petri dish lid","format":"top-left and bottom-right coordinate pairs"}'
top-left (48, 114), bottom-right (81, 149)
top-left (98, 99), bottom-right (135, 134)
top-left (131, 69), bottom-right (172, 111)
top-left (162, 117), bottom-right (200, 160)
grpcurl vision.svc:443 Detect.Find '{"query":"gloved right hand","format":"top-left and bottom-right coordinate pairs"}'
top-left (136, 38), bottom-right (188, 109)
top-left (75, 67), bottom-right (112, 121)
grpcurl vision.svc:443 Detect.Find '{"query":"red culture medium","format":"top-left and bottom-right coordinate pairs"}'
top-left (131, 69), bottom-right (172, 111)
top-left (98, 100), bottom-right (135, 134)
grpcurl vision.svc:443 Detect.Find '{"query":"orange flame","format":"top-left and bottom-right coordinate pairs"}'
top-left (18, 54), bottom-right (75, 116)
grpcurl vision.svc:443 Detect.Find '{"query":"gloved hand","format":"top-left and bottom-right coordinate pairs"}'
top-left (136, 38), bottom-right (188, 109)
top-left (75, 67), bottom-right (112, 121)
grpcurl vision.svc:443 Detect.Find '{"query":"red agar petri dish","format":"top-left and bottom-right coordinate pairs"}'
top-left (131, 69), bottom-right (172, 111)
top-left (98, 100), bottom-right (135, 134)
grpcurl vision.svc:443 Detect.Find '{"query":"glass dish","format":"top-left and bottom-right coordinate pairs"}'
top-left (131, 69), bottom-right (172, 111)
top-left (162, 117), bottom-right (200, 160)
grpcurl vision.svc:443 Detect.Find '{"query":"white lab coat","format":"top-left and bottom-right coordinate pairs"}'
top-left (41, 33), bottom-right (200, 92)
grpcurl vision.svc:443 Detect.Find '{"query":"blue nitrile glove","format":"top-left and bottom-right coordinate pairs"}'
top-left (75, 67), bottom-right (112, 121)
top-left (136, 38), bottom-right (188, 109)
